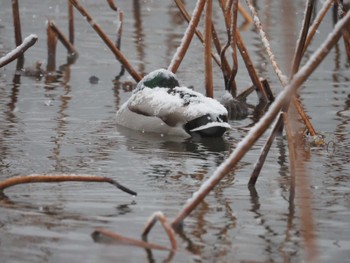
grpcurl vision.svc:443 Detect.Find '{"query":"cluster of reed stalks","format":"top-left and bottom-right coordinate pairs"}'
top-left (1, 0), bottom-right (350, 262)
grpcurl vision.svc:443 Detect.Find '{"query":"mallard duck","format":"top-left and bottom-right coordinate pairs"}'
top-left (116, 69), bottom-right (230, 137)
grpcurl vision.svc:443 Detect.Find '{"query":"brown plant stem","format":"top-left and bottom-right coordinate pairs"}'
top-left (106, 0), bottom-right (118, 11)
top-left (236, 31), bottom-right (268, 101)
top-left (0, 174), bottom-right (137, 196)
top-left (168, 0), bottom-right (206, 73)
top-left (227, 0), bottom-right (239, 97)
top-left (142, 211), bottom-right (177, 250)
top-left (171, 11), bottom-right (350, 228)
top-left (336, 0), bottom-right (350, 63)
top-left (174, 0), bottom-right (230, 80)
top-left (219, 0), bottom-right (268, 101)
top-left (238, 2), bottom-right (253, 23)
top-left (0, 34), bottom-right (38, 68)
top-left (68, 0), bottom-right (75, 44)
top-left (12, 0), bottom-right (23, 47)
top-left (245, 0), bottom-right (317, 136)
top-left (69, 0), bottom-right (141, 82)
top-left (12, 0), bottom-right (24, 69)
top-left (92, 228), bottom-right (172, 251)
top-left (47, 20), bottom-right (77, 55)
top-left (204, 0), bottom-right (213, 98)
top-left (303, 0), bottom-right (334, 55)
top-left (47, 23), bottom-right (57, 72)
top-left (248, 112), bottom-right (284, 186)
top-left (291, 0), bottom-right (316, 75)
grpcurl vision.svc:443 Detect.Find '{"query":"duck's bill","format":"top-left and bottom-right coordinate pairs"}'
top-left (188, 122), bottom-right (231, 137)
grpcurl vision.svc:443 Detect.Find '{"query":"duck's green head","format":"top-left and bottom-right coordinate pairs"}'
top-left (141, 69), bottom-right (180, 89)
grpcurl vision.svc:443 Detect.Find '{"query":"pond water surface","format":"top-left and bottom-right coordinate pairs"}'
top-left (0, 1), bottom-right (350, 262)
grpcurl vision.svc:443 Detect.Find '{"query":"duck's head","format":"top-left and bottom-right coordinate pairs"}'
top-left (135, 69), bottom-right (180, 92)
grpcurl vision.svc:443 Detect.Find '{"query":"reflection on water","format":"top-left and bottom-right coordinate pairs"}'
top-left (1, 1), bottom-right (350, 262)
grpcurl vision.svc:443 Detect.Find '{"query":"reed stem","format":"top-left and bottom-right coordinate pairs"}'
top-left (204, 0), bottom-right (213, 98)
top-left (0, 174), bottom-right (137, 196)
top-left (168, 0), bottom-right (206, 73)
top-left (171, 11), bottom-right (350, 228)
top-left (69, 0), bottom-right (141, 82)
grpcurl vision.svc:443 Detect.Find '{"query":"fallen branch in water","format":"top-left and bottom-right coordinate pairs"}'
top-left (0, 174), bottom-right (137, 196)
top-left (92, 228), bottom-right (172, 251)
top-left (0, 34), bottom-right (38, 68)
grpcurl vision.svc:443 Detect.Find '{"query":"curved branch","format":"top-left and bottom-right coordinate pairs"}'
top-left (0, 174), bottom-right (137, 196)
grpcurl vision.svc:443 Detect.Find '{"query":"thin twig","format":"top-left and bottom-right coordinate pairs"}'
top-left (106, 0), bottom-right (118, 11)
top-left (69, 0), bottom-right (141, 82)
top-left (92, 228), bottom-right (172, 251)
top-left (0, 174), bottom-right (137, 196)
top-left (168, 0), bottom-right (206, 73)
top-left (245, 0), bottom-right (317, 136)
top-left (68, 0), bottom-right (75, 44)
top-left (303, 0), bottom-right (335, 55)
top-left (219, 0), bottom-right (268, 101)
top-left (47, 23), bottom-right (57, 72)
top-left (204, 0), bottom-right (213, 97)
top-left (238, 2), bottom-right (253, 23)
top-left (236, 31), bottom-right (268, 101)
top-left (174, 0), bottom-right (229, 80)
top-left (12, 0), bottom-right (23, 47)
top-left (142, 211), bottom-right (177, 250)
top-left (171, 11), bottom-right (350, 228)
top-left (227, 0), bottom-right (239, 97)
top-left (47, 20), bottom-right (77, 55)
top-left (248, 112), bottom-right (284, 186)
top-left (291, 0), bottom-right (316, 75)
top-left (0, 34), bottom-right (38, 68)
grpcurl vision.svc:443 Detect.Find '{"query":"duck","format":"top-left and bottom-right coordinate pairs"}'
top-left (116, 69), bottom-right (230, 137)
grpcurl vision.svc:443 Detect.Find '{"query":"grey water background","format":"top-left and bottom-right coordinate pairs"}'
top-left (0, 1), bottom-right (350, 262)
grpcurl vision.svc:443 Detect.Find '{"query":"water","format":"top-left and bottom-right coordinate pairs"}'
top-left (1, 1), bottom-right (350, 262)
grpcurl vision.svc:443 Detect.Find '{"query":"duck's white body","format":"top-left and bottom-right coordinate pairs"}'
top-left (116, 69), bottom-right (230, 137)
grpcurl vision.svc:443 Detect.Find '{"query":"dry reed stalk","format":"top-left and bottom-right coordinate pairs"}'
top-left (245, 0), bottom-right (317, 136)
top-left (248, 112), bottom-right (284, 186)
top-left (303, 0), bottom-right (335, 55)
top-left (0, 174), bottom-right (137, 196)
top-left (68, 0), bottom-right (75, 44)
top-left (142, 211), bottom-right (177, 250)
top-left (336, 0), bottom-right (350, 63)
top-left (204, 0), bottom-right (213, 98)
top-left (106, 0), bottom-right (118, 11)
top-left (47, 20), bottom-right (77, 55)
top-left (168, 0), bottom-right (206, 73)
top-left (171, 11), bottom-right (350, 228)
top-left (236, 31), bottom-right (268, 101)
top-left (244, 0), bottom-right (287, 85)
top-left (12, 0), bottom-right (23, 47)
top-left (0, 34), bottom-right (37, 68)
top-left (227, 0), bottom-right (239, 97)
top-left (92, 228), bottom-right (172, 251)
top-left (69, 0), bottom-right (141, 82)
top-left (174, 0), bottom-right (229, 79)
top-left (291, 0), bottom-right (316, 75)
top-left (47, 23), bottom-right (58, 72)
top-left (238, 2), bottom-right (253, 23)
top-left (219, 1), bottom-right (268, 101)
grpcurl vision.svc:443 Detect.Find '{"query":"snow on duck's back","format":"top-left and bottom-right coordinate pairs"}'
top-left (116, 69), bottom-right (230, 137)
